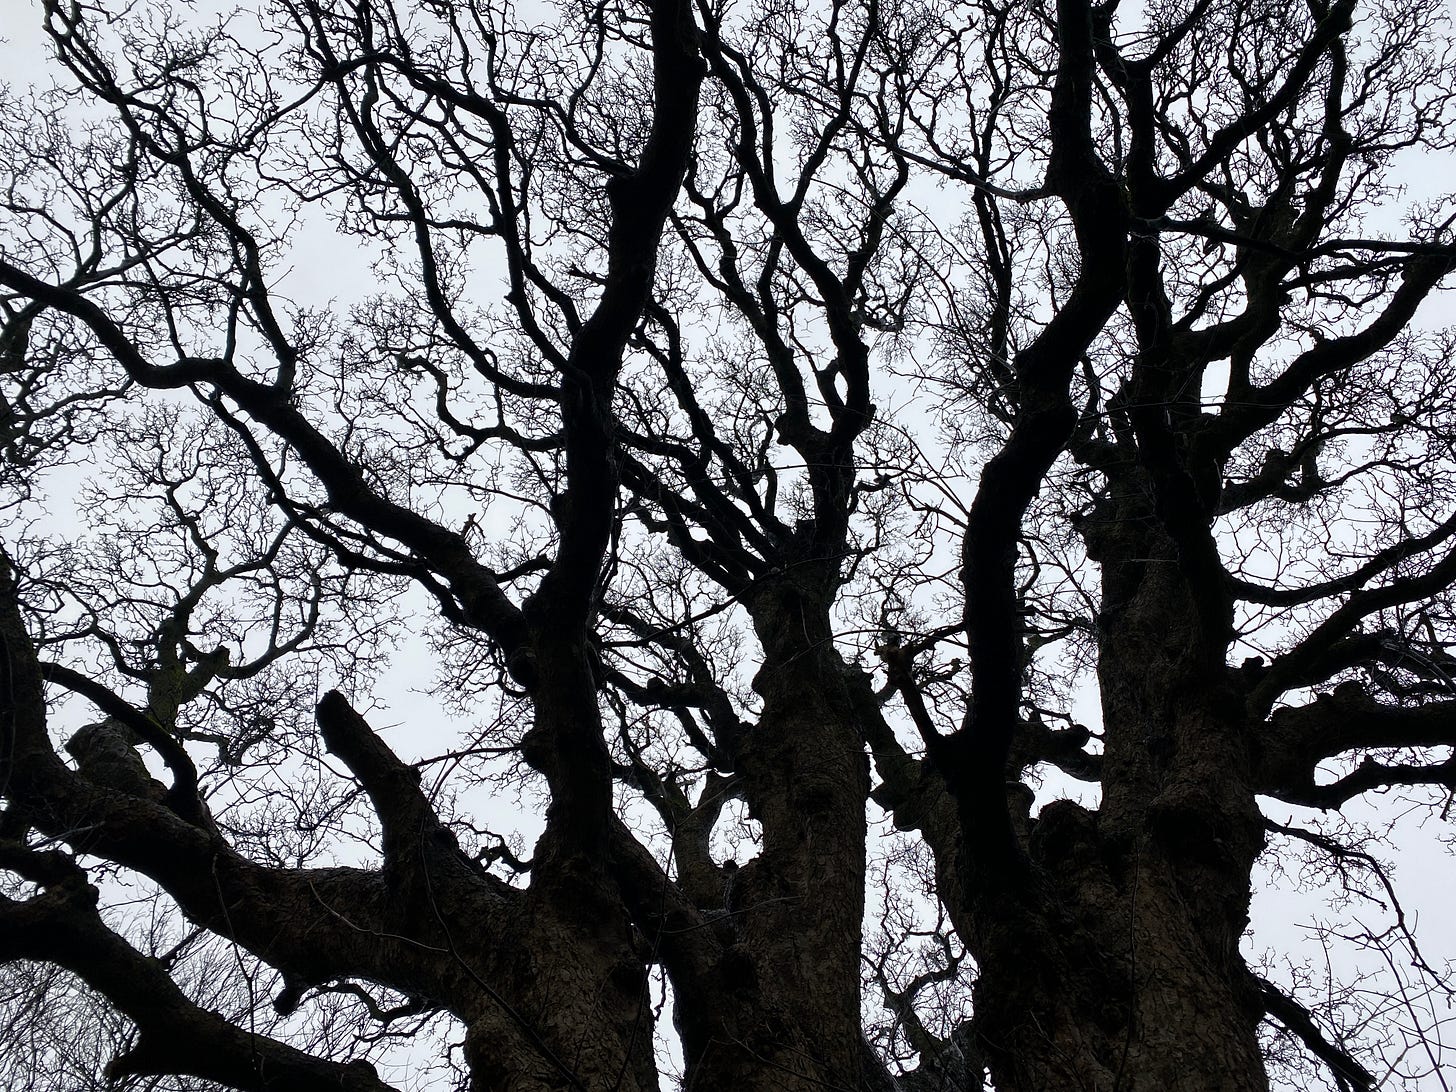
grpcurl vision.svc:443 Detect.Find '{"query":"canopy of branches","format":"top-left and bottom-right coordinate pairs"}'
top-left (1, 0), bottom-right (1454, 1089)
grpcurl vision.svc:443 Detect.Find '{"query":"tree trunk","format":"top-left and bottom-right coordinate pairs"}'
top-left (674, 576), bottom-right (870, 1090)
top-left (966, 501), bottom-right (1269, 1091)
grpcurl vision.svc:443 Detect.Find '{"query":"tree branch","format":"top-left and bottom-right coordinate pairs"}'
top-left (0, 876), bottom-right (400, 1092)
top-left (1258, 975), bottom-right (1374, 1092)
top-left (1257, 687), bottom-right (1456, 806)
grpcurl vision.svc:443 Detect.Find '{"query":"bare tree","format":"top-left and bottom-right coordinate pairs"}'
top-left (2, 0), bottom-right (1455, 1089)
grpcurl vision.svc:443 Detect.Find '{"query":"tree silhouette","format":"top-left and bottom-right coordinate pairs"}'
top-left (2, 0), bottom-right (1454, 1088)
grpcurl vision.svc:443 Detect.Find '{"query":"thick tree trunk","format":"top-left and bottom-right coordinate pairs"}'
top-left (461, 638), bottom-right (660, 1092)
top-left (964, 503), bottom-right (1269, 1091)
top-left (460, 889), bottom-right (659, 1092)
top-left (673, 576), bottom-right (870, 1090)
top-left (967, 812), bottom-right (1269, 1091)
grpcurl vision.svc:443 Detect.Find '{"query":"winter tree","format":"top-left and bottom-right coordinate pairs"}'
top-left (2, 0), bottom-right (1454, 1088)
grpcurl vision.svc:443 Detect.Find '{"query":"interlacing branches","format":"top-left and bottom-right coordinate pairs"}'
top-left (1, 0), bottom-right (1455, 1089)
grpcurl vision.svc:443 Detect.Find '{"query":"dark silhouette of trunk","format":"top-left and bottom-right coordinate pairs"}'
top-left (960, 498), bottom-right (1271, 1092)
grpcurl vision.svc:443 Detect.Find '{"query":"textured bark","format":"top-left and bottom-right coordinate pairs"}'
top-left (654, 574), bottom-right (870, 1090)
top-left (962, 493), bottom-right (1270, 1092)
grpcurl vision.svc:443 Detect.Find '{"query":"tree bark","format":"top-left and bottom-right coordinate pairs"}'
top-left (962, 493), bottom-right (1271, 1092)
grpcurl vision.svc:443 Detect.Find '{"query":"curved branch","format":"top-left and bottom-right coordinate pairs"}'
top-left (1257, 687), bottom-right (1456, 806)
top-left (1, 565), bottom-right (476, 1013)
top-left (1252, 541), bottom-right (1456, 713)
top-left (0, 875), bottom-right (399, 1092)
top-left (0, 253), bottom-right (532, 664)
top-left (940, 0), bottom-right (1128, 879)
top-left (39, 661), bottom-right (209, 827)
top-left (1258, 974), bottom-right (1374, 1092)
